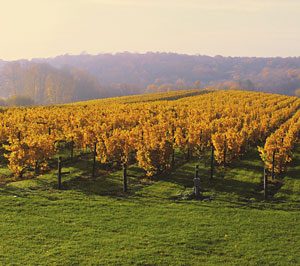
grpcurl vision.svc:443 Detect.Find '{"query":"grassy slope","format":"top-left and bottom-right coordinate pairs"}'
top-left (274, 146), bottom-right (300, 202)
top-left (0, 147), bottom-right (299, 265)
top-left (0, 91), bottom-right (299, 265)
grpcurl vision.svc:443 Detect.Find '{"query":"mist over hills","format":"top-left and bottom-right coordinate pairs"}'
top-left (0, 52), bottom-right (300, 105)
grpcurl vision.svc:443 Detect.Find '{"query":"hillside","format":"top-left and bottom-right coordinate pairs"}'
top-left (1, 146), bottom-right (299, 265)
top-left (37, 53), bottom-right (300, 96)
top-left (0, 90), bottom-right (299, 265)
top-left (1, 53), bottom-right (300, 105)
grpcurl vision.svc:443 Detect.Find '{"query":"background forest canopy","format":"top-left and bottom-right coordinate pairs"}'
top-left (0, 52), bottom-right (300, 105)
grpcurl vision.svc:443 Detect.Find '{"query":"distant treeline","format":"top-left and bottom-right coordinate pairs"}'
top-left (0, 52), bottom-right (300, 104)
top-left (0, 95), bottom-right (35, 107)
top-left (0, 62), bottom-right (104, 105)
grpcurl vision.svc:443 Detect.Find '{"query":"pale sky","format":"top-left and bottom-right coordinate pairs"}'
top-left (1, 0), bottom-right (300, 60)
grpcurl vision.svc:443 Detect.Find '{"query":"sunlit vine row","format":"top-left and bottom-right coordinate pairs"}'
top-left (0, 90), bottom-right (299, 178)
top-left (259, 110), bottom-right (300, 174)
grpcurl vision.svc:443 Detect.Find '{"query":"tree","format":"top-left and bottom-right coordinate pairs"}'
top-left (6, 95), bottom-right (34, 106)
top-left (193, 80), bottom-right (202, 89)
top-left (145, 84), bottom-right (159, 93)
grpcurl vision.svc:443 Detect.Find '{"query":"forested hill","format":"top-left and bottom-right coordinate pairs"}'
top-left (0, 53), bottom-right (300, 105)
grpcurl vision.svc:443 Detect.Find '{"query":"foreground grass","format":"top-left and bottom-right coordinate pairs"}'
top-left (0, 148), bottom-right (299, 265)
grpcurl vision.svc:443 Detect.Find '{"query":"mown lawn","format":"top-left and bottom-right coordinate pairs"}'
top-left (0, 148), bottom-right (299, 265)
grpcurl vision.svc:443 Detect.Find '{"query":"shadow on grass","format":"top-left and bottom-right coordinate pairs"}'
top-left (285, 150), bottom-right (300, 180)
top-left (1, 145), bottom-right (299, 212)
top-left (272, 145), bottom-right (300, 203)
top-left (158, 149), bottom-right (270, 202)
top-left (161, 163), bottom-right (262, 198)
top-left (55, 158), bottom-right (148, 198)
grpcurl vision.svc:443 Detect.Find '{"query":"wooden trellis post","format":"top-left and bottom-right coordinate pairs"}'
top-left (123, 163), bottom-right (128, 193)
top-left (210, 144), bottom-right (214, 179)
top-left (271, 151), bottom-right (276, 180)
top-left (195, 165), bottom-right (199, 179)
top-left (57, 156), bottom-right (62, 190)
top-left (92, 142), bottom-right (97, 178)
top-left (263, 166), bottom-right (268, 200)
top-left (194, 165), bottom-right (201, 200)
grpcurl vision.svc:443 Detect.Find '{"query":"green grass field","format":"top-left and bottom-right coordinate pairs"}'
top-left (0, 146), bottom-right (299, 265)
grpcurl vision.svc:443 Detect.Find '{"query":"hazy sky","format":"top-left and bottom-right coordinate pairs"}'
top-left (1, 0), bottom-right (300, 60)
